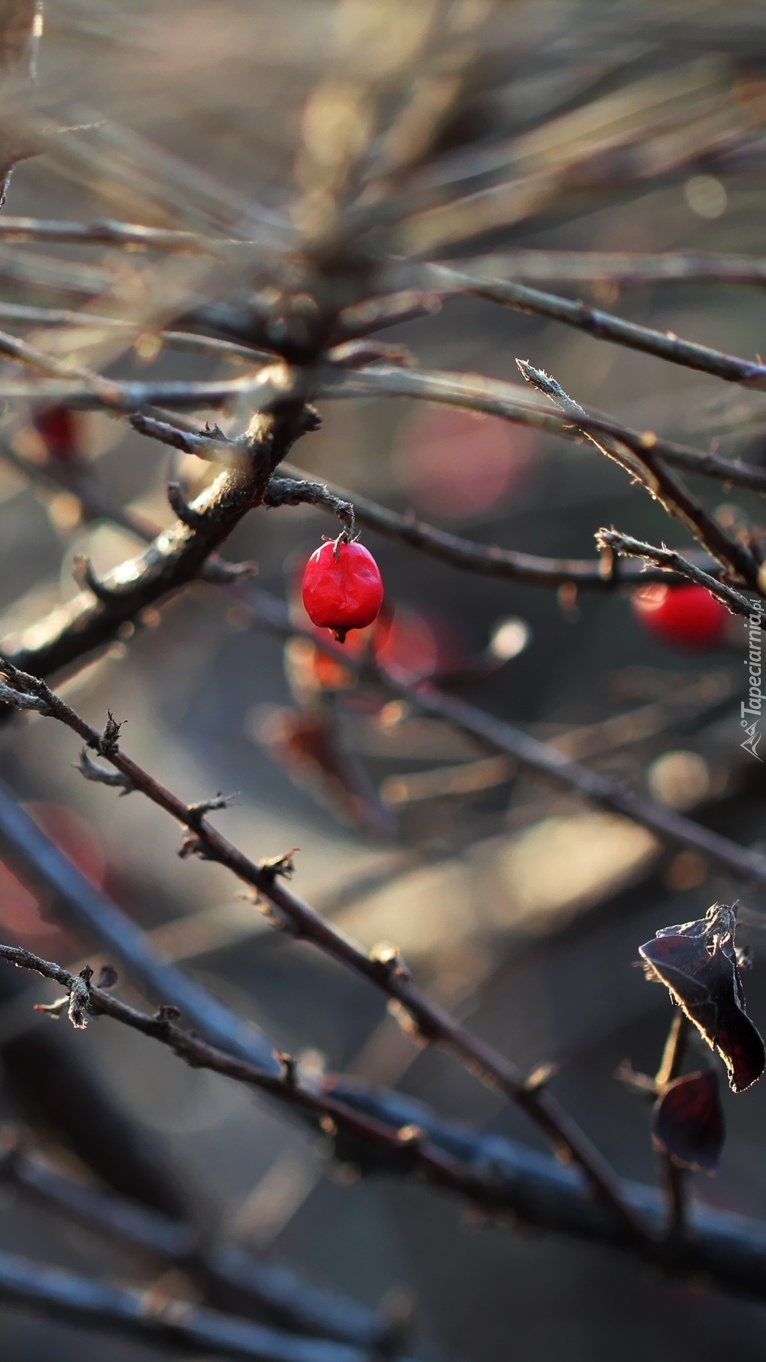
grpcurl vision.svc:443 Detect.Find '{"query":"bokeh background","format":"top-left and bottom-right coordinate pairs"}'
top-left (0, 2), bottom-right (765, 1358)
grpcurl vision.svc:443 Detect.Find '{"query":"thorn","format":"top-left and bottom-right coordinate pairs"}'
top-left (177, 831), bottom-right (209, 860)
top-left (34, 995), bottom-right (69, 1019)
top-left (386, 999), bottom-right (434, 1046)
top-left (252, 896), bottom-right (299, 934)
top-left (614, 1060), bottom-right (658, 1098)
top-left (74, 747), bottom-right (133, 793)
top-left (187, 791), bottom-right (238, 822)
top-left (277, 1051), bottom-right (298, 1086)
top-left (95, 964), bottom-right (119, 989)
top-left (523, 1061), bottom-right (558, 1093)
top-left (167, 481), bottom-right (205, 528)
top-left (155, 1004), bottom-right (182, 1023)
top-left (72, 555), bottom-right (121, 605)
top-left (258, 848), bottom-right (299, 881)
top-left (302, 405), bottom-right (322, 432)
top-left (396, 1123), bottom-right (425, 1147)
top-left (598, 541), bottom-right (618, 584)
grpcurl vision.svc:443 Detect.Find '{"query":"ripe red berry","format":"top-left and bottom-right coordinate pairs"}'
top-left (632, 583), bottom-right (729, 649)
top-left (301, 539), bottom-right (384, 643)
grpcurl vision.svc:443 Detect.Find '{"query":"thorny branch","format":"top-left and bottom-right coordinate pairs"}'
top-left (321, 365), bottom-right (766, 494)
top-left (421, 263), bottom-right (766, 393)
top-left (517, 361), bottom-right (762, 589)
top-left (3, 944), bottom-right (766, 1303)
top-left (1, 632), bottom-right (765, 1247)
top-left (0, 661), bottom-right (647, 1240)
top-left (227, 586), bottom-right (766, 888)
top-left (595, 531), bottom-right (766, 626)
top-left (0, 379), bottom-right (312, 682)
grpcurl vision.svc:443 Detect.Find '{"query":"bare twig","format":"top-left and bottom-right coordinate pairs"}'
top-left (0, 376), bottom-right (309, 682)
top-left (654, 1016), bottom-right (692, 1242)
top-left (0, 773), bottom-right (279, 1074)
top-left (281, 461), bottom-right (719, 590)
top-left (0, 1133), bottom-right (391, 1346)
top-left (3, 947), bottom-right (766, 1301)
top-left (595, 531), bottom-right (765, 626)
top-left (518, 361), bottom-right (761, 587)
top-left (0, 215), bottom-right (221, 251)
top-left (0, 1238), bottom-right (413, 1362)
top-left (237, 586), bottom-right (766, 891)
top-left (445, 248), bottom-right (766, 290)
top-left (322, 364), bottom-right (766, 495)
top-left (424, 264), bottom-right (766, 392)
top-left (0, 663), bottom-right (649, 1240)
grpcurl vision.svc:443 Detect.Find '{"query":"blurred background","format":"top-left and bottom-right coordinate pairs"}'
top-left (0, 1), bottom-right (765, 1358)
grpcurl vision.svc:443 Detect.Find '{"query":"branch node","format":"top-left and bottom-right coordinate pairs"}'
top-left (155, 1004), bottom-right (182, 1024)
top-left (186, 791), bottom-right (237, 825)
top-left (386, 999), bottom-right (433, 1046)
top-left (277, 1051), bottom-right (298, 1086)
top-left (72, 555), bottom-right (122, 605)
top-left (167, 481), bottom-right (205, 528)
top-left (67, 967), bottom-right (93, 1029)
top-left (258, 848), bottom-right (299, 882)
top-left (523, 1062), bottom-right (558, 1093)
top-left (99, 712), bottom-right (123, 757)
top-left (370, 941), bottom-right (412, 982)
top-left (177, 832), bottom-right (209, 860)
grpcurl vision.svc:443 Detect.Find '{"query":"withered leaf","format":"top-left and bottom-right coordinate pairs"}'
top-left (653, 1070), bottom-right (725, 1171)
top-left (639, 903), bottom-right (765, 1093)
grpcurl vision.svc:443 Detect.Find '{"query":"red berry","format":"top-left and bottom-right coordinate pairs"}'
top-left (632, 583), bottom-right (729, 649)
top-left (33, 405), bottom-right (80, 463)
top-left (301, 539), bottom-right (384, 643)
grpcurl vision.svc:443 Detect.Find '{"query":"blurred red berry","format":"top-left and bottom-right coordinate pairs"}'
top-left (302, 539), bottom-right (383, 643)
top-left (33, 405), bottom-right (80, 463)
top-left (632, 583), bottom-right (729, 649)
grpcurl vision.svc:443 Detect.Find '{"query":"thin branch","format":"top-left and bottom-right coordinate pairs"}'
top-left (655, 1015), bottom-right (692, 1242)
top-left (0, 774), bottom-right (279, 1075)
top-left (224, 585), bottom-right (766, 892)
top-left (517, 361), bottom-right (761, 587)
top-left (595, 531), bottom-right (765, 626)
top-left (131, 412), bottom-right (681, 590)
top-left (0, 376), bottom-right (309, 682)
top-left (0, 1134), bottom-right (389, 1347)
top-left (445, 249), bottom-right (766, 290)
top-left (0, 1239), bottom-right (405, 1362)
top-left (328, 1077), bottom-right (766, 1301)
top-left (0, 664), bottom-right (649, 1242)
top-left (394, 677), bottom-right (766, 883)
top-left (0, 368), bottom-right (283, 410)
top-left (322, 364), bottom-right (766, 496)
top-left (206, 569), bottom-right (766, 881)
top-left (424, 263), bottom-right (766, 392)
top-left (0, 214), bottom-right (224, 251)
top-left (281, 461), bottom-right (718, 590)
top-left (4, 947), bottom-right (766, 1302)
